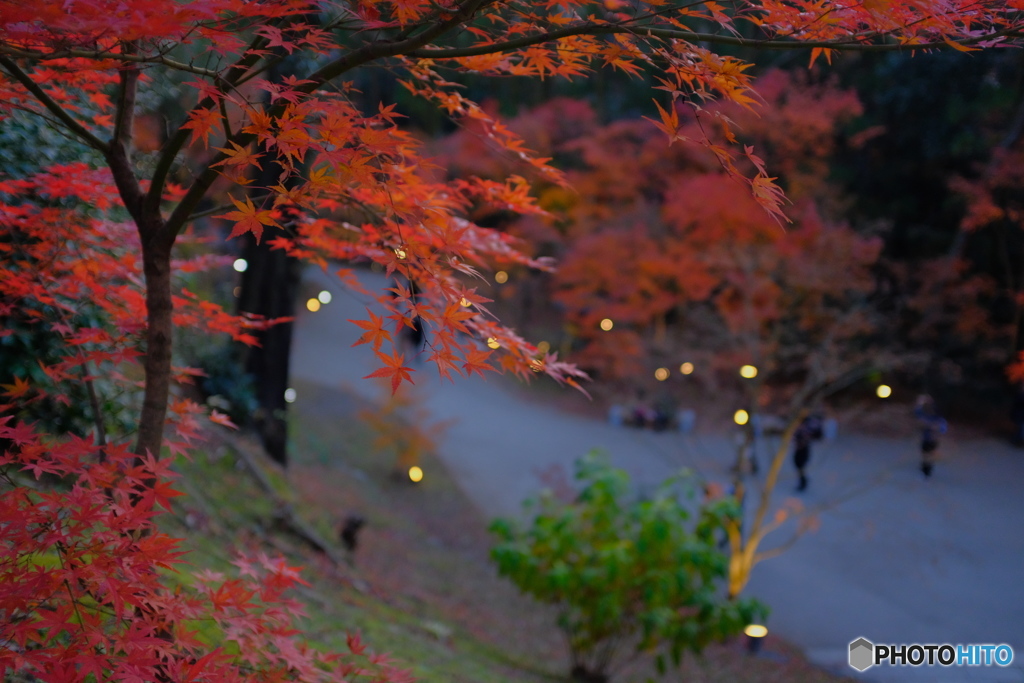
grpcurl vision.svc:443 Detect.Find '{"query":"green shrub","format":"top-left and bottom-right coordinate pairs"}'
top-left (490, 452), bottom-right (766, 682)
top-left (191, 341), bottom-right (259, 426)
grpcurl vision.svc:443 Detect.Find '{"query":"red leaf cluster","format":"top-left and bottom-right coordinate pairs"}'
top-left (0, 161), bottom-right (412, 683)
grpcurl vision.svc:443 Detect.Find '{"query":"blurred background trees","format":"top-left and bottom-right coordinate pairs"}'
top-left (422, 53), bottom-right (1024, 428)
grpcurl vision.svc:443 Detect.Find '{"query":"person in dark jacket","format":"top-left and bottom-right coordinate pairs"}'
top-left (914, 395), bottom-right (946, 478)
top-left (792, 418), bottom-right (814, 492)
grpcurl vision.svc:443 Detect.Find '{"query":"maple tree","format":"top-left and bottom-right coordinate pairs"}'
top-left (2, 0), bottom-right (1024, 678)
top-left (0, 167), bottom-right (412, 681)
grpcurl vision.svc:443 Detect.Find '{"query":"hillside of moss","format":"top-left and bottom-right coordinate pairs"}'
top-left (162, 379), bottom-right (848, 683)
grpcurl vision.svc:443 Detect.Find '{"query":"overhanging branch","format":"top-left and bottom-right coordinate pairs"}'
top-left (164, 0), bottom-right (496, 240)
top-left (406, 23), bottom-right (1023, 59)
top-left (142, 27), bottom-right (279, 220)
top-left (0, 43), bottom-right (221, 78)
top-left (0, 56), bottom-right (110, 153)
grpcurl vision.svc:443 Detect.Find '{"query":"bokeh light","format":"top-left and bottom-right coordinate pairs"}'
top-left (495, 271), bottom-right (508, 284)
top-left (536, 341), bottom-right (551, 354)
top-left (460, 297), bottom-right (471, 307)
top-left (233, 258), bottom-right (247, 272)
top-left (734, 409), bottom-right (749, 425)
top-left (600, 318), bottom-right (614, 331)
top-left (744, 624), bottom-right (768, 638)
top-left (317, 290), bottom-right (332, 304)
top-left (306, 298), bottom-right (321, 312)
top-left (408, 466), bottom-right (424, 483)
top-left (680, 362), bottom-right (694, 375)
top-left (877, 384), bottom-right (892, 398)
top-left (487, 337), bottom-right (500, 349)
top-left (654, 367), bottom-right (669, 381)
top-left (394, 248), bottom-right (406, 259)
top-left (740, 365), bottom-right (758, 379)
top-left (232, 286), bottom-right (241, 297)
top-left (284, 388), bottom-right (296, 403)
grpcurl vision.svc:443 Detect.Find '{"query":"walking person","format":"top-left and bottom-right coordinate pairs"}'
top-left (914, 395), bottom-right (946, 478)
top-left (792, 417), bottom-right (813, 492)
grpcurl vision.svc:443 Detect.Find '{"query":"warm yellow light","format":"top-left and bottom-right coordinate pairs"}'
top-left (536, 341), bottom-right (551, 354)
top-left (680, 362), bottom-right (694, 375)
top-left (744, 624), bottom-right (768, 638)
top-left (654, 367), bottom-right (669, 381)
top-left (530, 359), bottom-right (543, 373)
top-left (877, 384), bottom-right (892, 398)
top-left (600, 318), bottom-right (614, 331)
top-left (317, 290), bottom-right (332, 304)
top-left (460, 297), bottom-right (471, 307)
top-left (394, 248), bottom-right (406, 259)
top-left (306, 298), bottom-right (321, 312)
top-left (486, 337), bottom-right (500, 349)
top-left (740, 365), bottom-right (758, 379)
top-left (232, 286), bottom-right (241, 298)
top-left (495, 271), bottom-right (508, 284)
top-left (734, 409), bottom-right (749, 425)
top-left (408, 466), bottom-right (423, 483)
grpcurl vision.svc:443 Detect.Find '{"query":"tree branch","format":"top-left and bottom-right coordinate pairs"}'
top-left (0, 56), bottom-right (110, 153)
top-left (748, 413), bottom-right (804, 547)
top-left (406, 23), bottom-right (1023, 59)
top-left (106, 45), bottom-right (150, 229)
top-left (0, 43), bottom-right (221, 77)
top-left (158, 0), bottom-right (1021, 242)
top-left (80, 363), bottom-right (108, 463)
top-left (113, 43), bottom-right (139, 149)
top-left (751, 531), bottom-right (803, 564)
top-left (164, 0), bottom-right (495, 240)
top-left (301, 0), bottom-right (495, 88)
top-left (142, 29), bottom-right (280, 219)
top-left (753, 468), bottom-right (889, 564)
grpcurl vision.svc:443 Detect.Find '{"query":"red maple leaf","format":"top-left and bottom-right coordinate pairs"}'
top-left (216, 195), bottom-right (281, 244)
top-left (1, 376), bottom-right (31, 399)
top-left (364, 349), bottom-right (415, 393)
top-left (462, 348), bottom-right (494, 379)
top-left (348, 309), bottom-right (392, 350)
top-left (208, 410), bottom-right (238, 430)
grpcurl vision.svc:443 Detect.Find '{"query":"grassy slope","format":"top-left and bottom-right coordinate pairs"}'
top-left (164, 379), bottom-right (848, 683)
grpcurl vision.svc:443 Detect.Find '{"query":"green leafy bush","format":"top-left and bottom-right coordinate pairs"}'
top-left (490, 453), bottom-right (766, 682)
top-left (191, 341), bottom-right (259, 426)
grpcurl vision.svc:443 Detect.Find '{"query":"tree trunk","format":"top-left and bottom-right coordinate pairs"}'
top-left (232, 53), bottom-right (307, 468)
top-left (135, 235), bottom-right (174, 459)
top-left (238, 233), bottom-right (299, 467)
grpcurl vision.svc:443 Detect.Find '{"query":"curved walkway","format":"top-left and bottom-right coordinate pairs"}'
top-left (291, 268), bottom-right (1024, 682)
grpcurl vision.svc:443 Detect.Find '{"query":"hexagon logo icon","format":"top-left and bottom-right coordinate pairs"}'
top-left (849, 637), bottom-right (874, 672)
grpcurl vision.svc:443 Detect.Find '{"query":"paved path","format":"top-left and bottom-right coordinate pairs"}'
top-left (292, 269), bottom-right (1024, 681)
